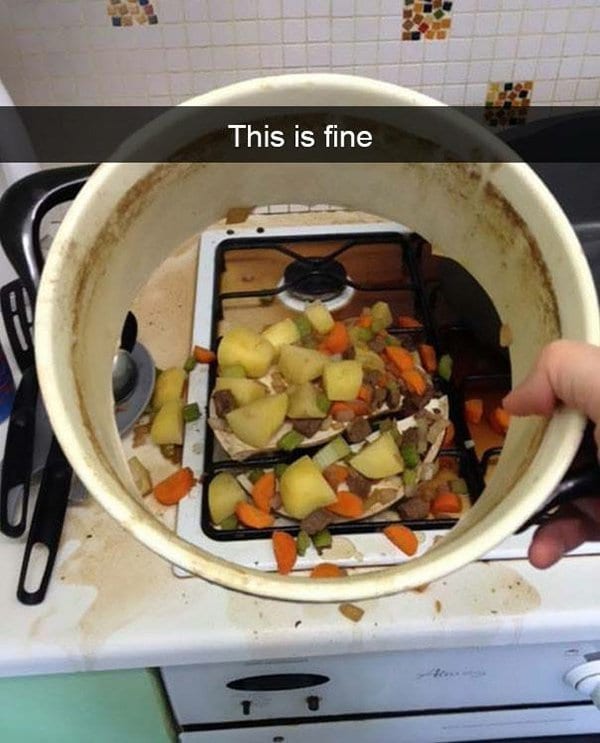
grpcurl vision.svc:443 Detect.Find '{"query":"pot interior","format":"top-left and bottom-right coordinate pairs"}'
top-left (35, 78), bottom-right (597, 602)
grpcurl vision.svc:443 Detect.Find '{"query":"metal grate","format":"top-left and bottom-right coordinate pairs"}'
top-left (201, 232), bottom-right (510, 542)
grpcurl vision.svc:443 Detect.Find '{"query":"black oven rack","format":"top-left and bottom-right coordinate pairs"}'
top-left (201, 232), bottom-right (509, 542)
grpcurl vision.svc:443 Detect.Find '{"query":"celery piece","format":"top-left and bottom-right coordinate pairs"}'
top-left (400, 442), bottom-right (419, 469)
top-left (247, 469), bottom-right (265, 485)
top-left (312, 436), bottom-right (352, 471)
top-left (296, 530), bottom-right (311, 557)
top-left (277, 429), bottom-right (305, 452)
top-left (316, 391), bottom-right (331, 415)
top-left (183, 356), bottom-right (197, 373)
top-left (293, 314), bottom-right (313, 338)
top-left (219, 514), bottom-right (239, 530)
top-left (438, 354), bottom-right (453, 382)
top-left (312, 529), bottom-right (332, 554)
top-left (402, 468), bottom-right (418, 488)
top-left (356, 327), bottom-right (374, 343)
top-left (183, 402), bottom-right (201, 423)
top-left (219, 364), bottom-right (247, 379)
top-left (274, 463), bottom-right (288, 479)
top-left (450, 478), bottom-right (468, 495)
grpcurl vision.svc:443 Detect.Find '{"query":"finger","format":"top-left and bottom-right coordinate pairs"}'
top-left (528, 510), bottom-right (600, 569)
top-left (504, 340), bottom-right (600, 421)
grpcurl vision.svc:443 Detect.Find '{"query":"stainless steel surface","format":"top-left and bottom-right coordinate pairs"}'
top-left (112, 348), bottom-right (138, 404)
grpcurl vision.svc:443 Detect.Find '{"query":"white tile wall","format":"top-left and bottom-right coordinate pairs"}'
top-left (0, 0), bottom-right (597, 107)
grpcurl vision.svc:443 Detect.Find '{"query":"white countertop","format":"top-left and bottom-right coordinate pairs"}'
top-left (2, 213), bottom-right (600, 679)
top-left (3, 491), bottom-right (600, 679)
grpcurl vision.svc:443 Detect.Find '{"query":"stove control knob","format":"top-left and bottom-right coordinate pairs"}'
top-left (565, 661), bottom-right (600, 708)
top-left (241, 700), bottom-right (251, 716)
top-left (306, 695), bottom-right (320, 712)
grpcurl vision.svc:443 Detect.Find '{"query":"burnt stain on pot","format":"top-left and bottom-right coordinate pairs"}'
top-left (70, 164), bottom-right (198, 493)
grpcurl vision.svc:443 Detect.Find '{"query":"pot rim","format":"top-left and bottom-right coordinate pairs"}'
top-left (35, 74), bottom-right (600, 602)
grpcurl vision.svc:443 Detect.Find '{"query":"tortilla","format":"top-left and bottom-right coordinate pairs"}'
top-left (236, 395), bottom-right (449, 523)
top-left (209, 365), bottom-right (437, 461)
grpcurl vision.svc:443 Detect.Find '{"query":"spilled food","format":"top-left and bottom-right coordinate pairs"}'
top-left (131, 300), bottom-right (509, 576)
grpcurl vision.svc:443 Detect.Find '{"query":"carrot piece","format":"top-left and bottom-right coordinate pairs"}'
top-left (464, 398), bottom-right (483, 424)
top-left (235, 501), bottom-right (275, 529)
top-left (385, 345), bottom-right (414, 373)
top-left (326, 491), bottom-right (365, 519)
top-left (418, 344), bottom-right (437, 374)
top-left (442, 421), bottom-right (455, 448)
top-left (383, 524), bottom-right (419, 556)
top-left (401, 368), bottom-right (427, 396)
top-left (323, 463), bottom-right (349, 490)
top-left (357, 314), bottom-right (373, 329)
top-left (322, 321), bottom-right (350, 354)
top-left (272, 531), bottom-right (297, 575)
top-left (251, 471), bottom-right (276, 513)
top-left (193, 345), bottom-right (216, 364)
top-left (397, 315), bottom-right (423, 329)
top-left (310, 563), bottom-right (347, 579)
top-left (357, 384), bottom-right (374, 404)
top-left (489, 406), bottom-right (511, 435)
top-left (317, 342), bottom-right (333, 355)
top-left (153, 467), bottom-right (195, 506)
top-left (430, 490), bottom-right (462, 515)
top-left (330, 400), bottom-right (370, 418)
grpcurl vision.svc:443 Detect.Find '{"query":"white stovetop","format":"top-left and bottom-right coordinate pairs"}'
top-left (1, 211), bottom-right (600, 680)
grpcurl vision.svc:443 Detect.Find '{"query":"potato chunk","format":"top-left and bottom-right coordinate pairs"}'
top-left (208, 472), bottom-right (247, 524)
top-left (322, 360), bottom-right (363, 401)
top-left (287, 383), bottom-right (327, 419)
top-left (215, 378), bottom-right (267, 407)
top-left (277, 345), bottom-right (328, 384)
top-left (152, 367), bottom-right (186, 410)
top-left (280, 455), bottom-right (337, 519)
top-left (217, 326), bottom-right (275, 378)
top-left (226, 393), bottom-right (288, 448)
top-left (150, 399), bottom-right (184, 445)
top-left (305, 300), bottom-right (334, 334)
top-left (261, 318), bottom-right (300, 355)
top-left (350, 432), bottom-right (404, 479)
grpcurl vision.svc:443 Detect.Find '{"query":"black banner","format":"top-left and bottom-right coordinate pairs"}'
top-left (0, 106), bottom-right (598, 163)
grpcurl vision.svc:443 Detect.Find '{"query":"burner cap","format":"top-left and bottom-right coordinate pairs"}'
top-left (283, 258), bottom-right (347, 302)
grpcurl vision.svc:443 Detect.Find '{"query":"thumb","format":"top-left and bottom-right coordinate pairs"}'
top-left (503, 340), bottom-right (600, 423)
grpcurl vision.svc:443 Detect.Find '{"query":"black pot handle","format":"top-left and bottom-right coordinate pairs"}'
top-left (515, 422), bottom-right (600, 535)
top-left (0, 164), bottom-right (97, 301)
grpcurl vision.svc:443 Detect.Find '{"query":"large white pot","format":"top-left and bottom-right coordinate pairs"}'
top-left (35, 74), bottom-right (600, 602)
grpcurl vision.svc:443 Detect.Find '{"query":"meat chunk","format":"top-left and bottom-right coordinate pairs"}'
top-left (346, 467), bottom-right (372, 499)
top-left (402, 427), bottom-right (419, 447)
top-left (363, 370), bottom-right (381, 386)
top-left (342, 345), bottom-right (356, 360)
top-left (368, 336), bottom-right (386, 354)
top-left (300, 508), bottom-right (334, 536)
top-left (397, 496), bottom-right (429, 520)
top-left (346, 416), bottom-right (372, 443)
top-left (386, 384), bottom-right (401, 410)
top-left (213, 389), bottom-right (236, 418)
top-left (373, 386), bottom-right (387, 408)
top-left (292, 418), bottom-right (322, 438)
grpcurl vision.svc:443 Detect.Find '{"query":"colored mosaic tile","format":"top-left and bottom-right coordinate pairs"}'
top-left (106, 0), bottom-right (158, 25)
top-left (401, 0), bottom-right (452, 39)
top-left (484, 81), bottom-right (534, 128)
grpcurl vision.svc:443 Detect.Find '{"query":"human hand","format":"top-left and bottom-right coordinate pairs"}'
top-left (503, 340), bottom-right (600, 569)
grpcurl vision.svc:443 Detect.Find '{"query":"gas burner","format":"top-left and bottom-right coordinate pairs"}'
top-left (283, 257), bottom-right (347, 301)
top-left (277, 258), bottom-right (355, 311)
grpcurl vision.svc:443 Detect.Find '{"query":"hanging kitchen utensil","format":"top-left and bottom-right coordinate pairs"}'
top-left (0, 279), bottom-right (37, 536)
top-left (0, 163), bottom-right (149, 604)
